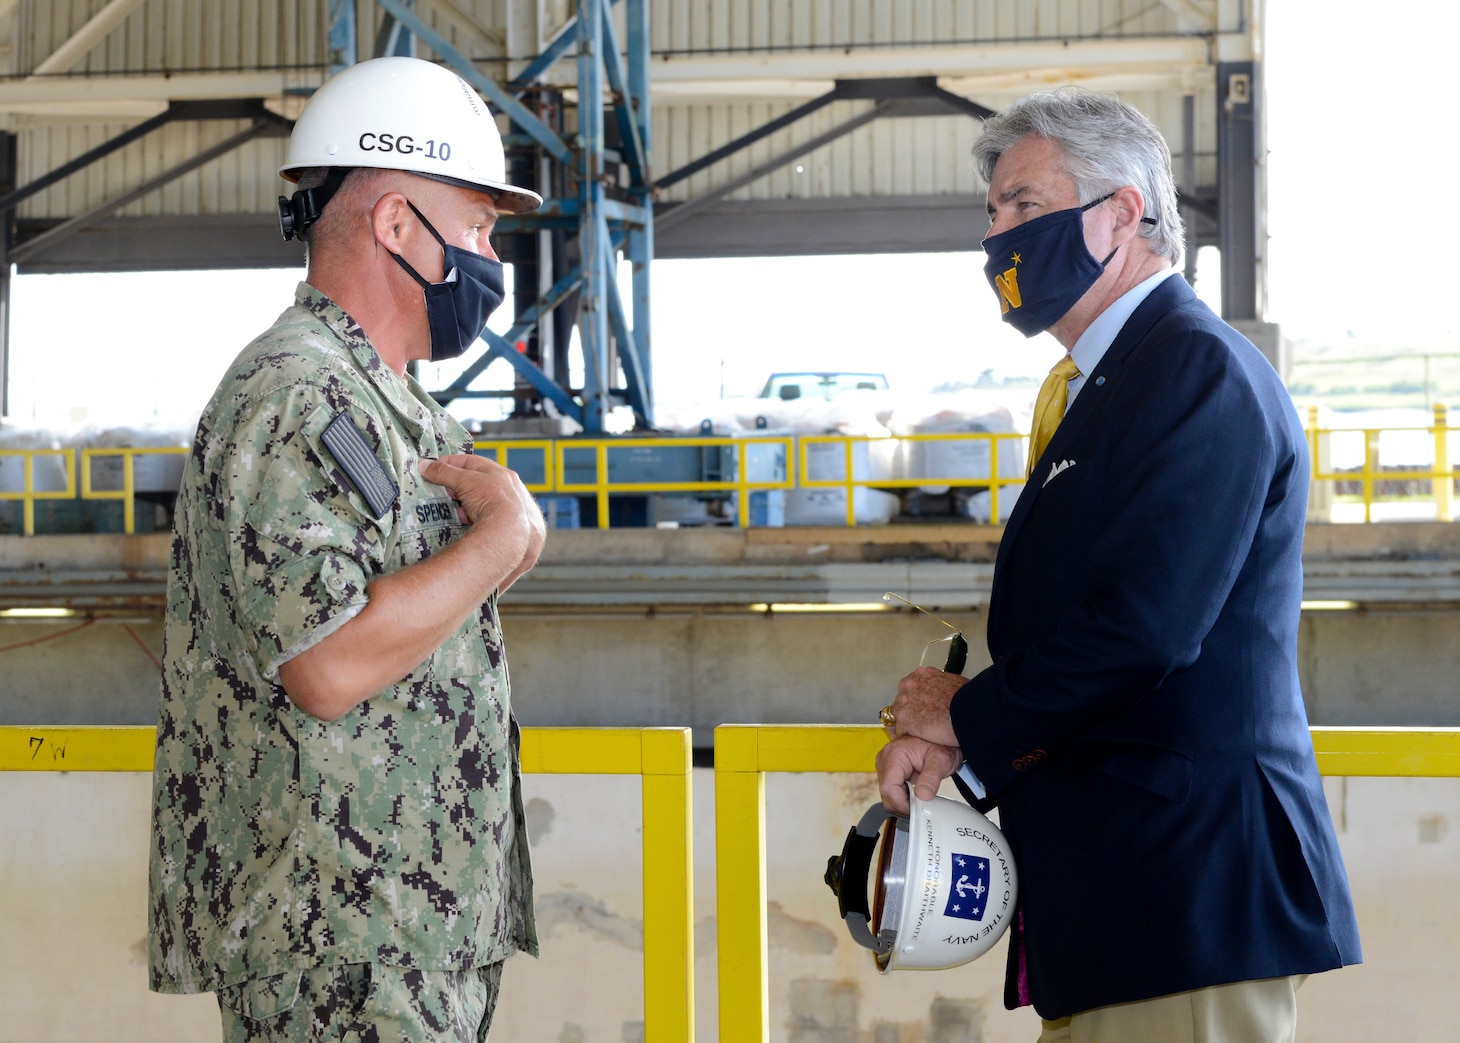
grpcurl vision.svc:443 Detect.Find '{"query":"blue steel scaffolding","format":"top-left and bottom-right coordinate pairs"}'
top-left (364, 0), bottom-right (654, 434)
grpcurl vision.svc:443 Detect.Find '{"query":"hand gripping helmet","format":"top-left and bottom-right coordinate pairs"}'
top-left (824, 784), bottom-right (1017, 972)
top-left (277, 56), bottom-right (542, 240)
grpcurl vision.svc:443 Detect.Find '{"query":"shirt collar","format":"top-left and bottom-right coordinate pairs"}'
top-left (294, 281), bottom-right (440, 439)
top-left (1067, 268), bottom-right (1180, 403)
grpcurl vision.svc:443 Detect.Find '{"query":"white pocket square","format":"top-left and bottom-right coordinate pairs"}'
top-left (1043, 459), bottom-right (1076, 487)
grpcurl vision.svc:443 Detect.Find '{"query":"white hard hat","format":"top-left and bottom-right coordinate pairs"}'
top-left (825, 784), bottom-right (1017, 972)
top-left (279, 55), bottom-right (541, 214)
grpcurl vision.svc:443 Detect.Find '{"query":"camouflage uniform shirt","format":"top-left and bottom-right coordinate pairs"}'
top-left (148, 283), bottom-right (536, 994)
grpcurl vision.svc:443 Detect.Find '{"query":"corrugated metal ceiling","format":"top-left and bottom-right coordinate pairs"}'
top-left (0, 0), bottom-right (1251, 269)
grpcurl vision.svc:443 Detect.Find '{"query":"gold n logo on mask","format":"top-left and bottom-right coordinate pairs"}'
top-left (994, 266), bottom-right (1022, 315)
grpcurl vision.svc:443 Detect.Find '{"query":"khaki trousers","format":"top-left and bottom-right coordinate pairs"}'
top-left (1038, 975), bottom-right (1306, 1043)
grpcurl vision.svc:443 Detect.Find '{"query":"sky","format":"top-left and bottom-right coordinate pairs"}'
top-left (1261, 1), bottom-right (1459, 342)
top-left (3, 1), bottom-right (1453, 433)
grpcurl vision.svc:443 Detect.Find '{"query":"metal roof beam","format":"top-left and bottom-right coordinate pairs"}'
top-left (372, 0), bottom-right (573, 165)
top-left (656, 88), bottom-right (839, 190)
top-left (0, 100), bottom-right (282, 213)
top-left (0, 38), bottom-right (1214, 116)
top-left (1156, 0), bottom-right (1216, 32)
top-left (0, 72), bottom-right (322, 115)
top-left (656, 99), bottom-right (895, 232)
top-left (648, 37), bottom-right (1212, 96)
top-left (9, 118), bottom-right (288, 265)
top-left (659, 76), bottom-right (992, 193)
top-left (599, 4), bottom-right (647, 185)
top-left (30, 0), bottom-right (149, 76)
top-left (509, 0), bottom-right (622, 92)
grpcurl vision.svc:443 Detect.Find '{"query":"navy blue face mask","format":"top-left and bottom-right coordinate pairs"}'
top-left (981, 193), bottom-right (1122, 338)
top-left (390, 201), bottom-right (506, 362)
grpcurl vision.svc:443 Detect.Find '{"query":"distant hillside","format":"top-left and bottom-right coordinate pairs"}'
top-left (1287, 336), bottom-right (1460, 412)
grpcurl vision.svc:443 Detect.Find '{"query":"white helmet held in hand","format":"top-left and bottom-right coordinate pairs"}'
top-left (825, 783), bottom-right (1017, 972)
top-left (278, 56), bottom-right (541, 238)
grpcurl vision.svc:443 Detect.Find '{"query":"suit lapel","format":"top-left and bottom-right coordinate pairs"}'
top-left (991, 276), bottom-right (1198, 609)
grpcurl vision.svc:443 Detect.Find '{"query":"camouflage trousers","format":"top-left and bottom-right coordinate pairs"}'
top-left (217, 961), bottom-right (504, 1043)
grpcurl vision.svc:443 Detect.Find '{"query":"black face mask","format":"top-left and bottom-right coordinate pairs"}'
top-left (980, 193), bottom-right (1120, 337)
top-left (389, 201), bottom-right (506, 362)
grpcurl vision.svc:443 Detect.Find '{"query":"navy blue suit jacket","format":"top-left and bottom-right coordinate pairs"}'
top-left (950, 275), bottom-right (1362, 1019)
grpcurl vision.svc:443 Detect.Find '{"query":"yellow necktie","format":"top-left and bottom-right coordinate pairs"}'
top-left (1027, 355), bottom-right (1081, 478)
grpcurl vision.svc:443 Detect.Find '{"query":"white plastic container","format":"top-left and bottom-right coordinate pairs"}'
top-left (78, 424), bottom-right (190, 493)
top-left (0, 425), bottom-right (70, 494)
top-left (887, 397), bottom-right (1024, 495)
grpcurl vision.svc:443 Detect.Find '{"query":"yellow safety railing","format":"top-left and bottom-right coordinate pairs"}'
top-left (797, 432), bottom-right (1028, 526)
top-left (0, 447), bottom-right (76, 535)
top-left (4, 415), bottom-right (1460, 534)
top-left (0, 725), bottom-right (695, 1043)
top-left (79, 447), bottom-right (191, 535)
top-left (1306, 403), bottom-right (1457, 522)
top-left (472, 438), bottom-right (556, 493)
top-left (711, 723), bottom-right (1460, 1043)
top-left (477, 436), bottom-right (795, 528)
top-left (8, 720), bottom-right (1460, 1042)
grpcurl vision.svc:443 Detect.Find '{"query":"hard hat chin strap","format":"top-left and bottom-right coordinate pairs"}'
top-left (278, 168), bottom-right (351, 241)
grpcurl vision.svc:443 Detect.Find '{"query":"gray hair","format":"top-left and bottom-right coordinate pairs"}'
top-left (972, 87), bottom-right (1185, 265)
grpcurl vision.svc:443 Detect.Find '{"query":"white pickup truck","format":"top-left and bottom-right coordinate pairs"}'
top-left (757, 371), bottom-right (890, 401)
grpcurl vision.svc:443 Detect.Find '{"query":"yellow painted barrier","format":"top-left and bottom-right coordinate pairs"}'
top-left (79, 447), bottom-right (190, 535)
top-left (472, 439), bottom-right (556, 494)
top-left (796, 432), bottom-right (1028, 526)
top-left (712, 723), bottom-right (1460, 1043)
top-left (0, 447), bottom-right (76, 535)
top-left (0, 725), bottom-right (695, 1043)
top-left (7, 719), bottom-right (1460, 1043)
top-left (3, 416), bottom-right (1459, 534)
top-left (1305, 403), bottom-right (1458, 523)
top-left (550, 436), bottom-right (794, 530)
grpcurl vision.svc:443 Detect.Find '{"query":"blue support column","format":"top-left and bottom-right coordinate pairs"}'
top-left (381, 0), bottom-right (654, 433)
top-left (328, 0), bottom-right (355, 75)
top-left (625, 0), bottom-right (654, 417)
top-left (373, 0), bottom-right (572, 165)
top-left (374, 0), bottom-right (416, 58)
top-left (1217, 61), bottom-right (1260, 322)
top-left (578, 0), bottom-right (610, 432)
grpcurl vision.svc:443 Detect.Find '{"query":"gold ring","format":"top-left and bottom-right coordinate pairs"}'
top-left (878, 705), bottom-right (897, 728)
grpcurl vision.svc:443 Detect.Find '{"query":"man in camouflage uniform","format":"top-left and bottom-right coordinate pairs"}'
top-left (148, 57), bottom-right (546, 1041)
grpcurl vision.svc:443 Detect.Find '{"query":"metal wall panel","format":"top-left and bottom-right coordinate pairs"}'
top-left (638, 0), bottom-right (1227, 207)
top-left (6, 0), bottom-right (327, 224)
top-left (644, 0), bottom-right (1205, 55)
top-left (651, 88), bottom-right (1215, 206)
top-left (16, 120), bottom-right (272, 219)
top-left (14, 0), bottom-right (326, 76)
top-left (0, 0), bottom-right (1241, 260)
top-left (1, 1), bottom-right (554, 225)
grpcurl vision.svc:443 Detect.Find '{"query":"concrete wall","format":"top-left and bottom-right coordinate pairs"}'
top-left (2, 769), bottom-right (1456, 1042)
top-left (2, 602), bottom-right (1458, 737)
top-left (5, 524), bottom-right (1460, 736)
top-left (3, 523), bottom-right (1460, 1039)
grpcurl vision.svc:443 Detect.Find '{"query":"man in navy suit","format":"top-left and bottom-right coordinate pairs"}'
top-left (877, 88), bottom-right (1361, 1041)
